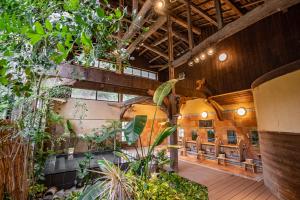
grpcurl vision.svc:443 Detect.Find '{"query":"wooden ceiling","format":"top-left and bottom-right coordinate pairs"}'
top-left (114, 0), bottom-right (264, 71)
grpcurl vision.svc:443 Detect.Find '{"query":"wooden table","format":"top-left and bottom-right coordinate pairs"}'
top-left (242, 162), bottom-right (257, 173)
top-left (217, 157), bottom-right (226, 166)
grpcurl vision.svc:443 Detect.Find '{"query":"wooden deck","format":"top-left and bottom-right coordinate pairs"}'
top-left (178, 160), bottom-right (278, 200)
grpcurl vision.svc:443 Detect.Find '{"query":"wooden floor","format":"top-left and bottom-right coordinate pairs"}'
top-left (178, 160), bottom-right (278, 200)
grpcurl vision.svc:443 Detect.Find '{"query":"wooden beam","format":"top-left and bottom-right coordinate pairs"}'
top-left (177, 0), bottom-right (218, 26)
top-left (149, 65), bottom-right (166, 68)
top-left (214, 0), bottom-right (224, 29)
top-left (149, 55), bottom-right (161, 63)
top-left (132, 0), bottom-right (138, 17)
top-left (186, 0), bottom-right (194, 49)
top-left (138, 48), bottom-right (147, 56)
top-left (127, 16), bottom-right (167, 54)
top-left (119, 0), bottom-right (152, 48)
top-left (224, 0), bottom-right (243, 16)
top-left (167, 14), bottom-right (178, 172)
top-left (56, 64), bottom-right (204, 98)
top-left (143, 44), bottom-right (169, 59)
top-left (170, 15), bottom-right (201, 35)
top-left (172, 0), bottom-right (300, 68)
top-left (153, 36), bottom-right (168, 46)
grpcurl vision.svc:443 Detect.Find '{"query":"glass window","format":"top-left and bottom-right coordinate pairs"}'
top-left (207, 129), bottom-right (215, 143)
top-left (96, 91), bottom-right (118, 102)
top-left (141, 70), bottom-right (149, 78)
top-left (251, 130), bottom-right (259, 146)
top-left (99, 61), bottom-right (116, 71)
top-left (121, 122), bottom-right (128, 142)
top-left (71, 88), bottom-right (96, 100)
top-left (148, 72), bottom-right (157, 80)
top-left (124, 67), bottom-right (133, 75)
top-left (227, 130), bottom-right (237, 144)
top-left (132, 68), bottom-right (141, 76)
top-left (123, 94), bottom-right (138, 101)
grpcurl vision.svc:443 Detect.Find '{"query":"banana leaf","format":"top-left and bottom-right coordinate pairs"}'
top-left (123, 115), bottom-right (147, 145)
top-left (153, 79), bottom-right (178, 106)
top-left (149, 125), bottom-right (177, 154)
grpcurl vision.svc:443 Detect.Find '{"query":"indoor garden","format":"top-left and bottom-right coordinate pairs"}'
top-left (0, 0), bottom-right (208, 199)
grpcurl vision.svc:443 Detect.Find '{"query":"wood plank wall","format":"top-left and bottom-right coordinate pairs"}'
top-left (164, 4), bottom-right (300, 95)
top-left (259, 131), bottom-right (300, 200)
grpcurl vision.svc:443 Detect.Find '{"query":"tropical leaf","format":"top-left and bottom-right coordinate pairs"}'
top-left (153, 79), bottom-right (178, 106)
top-left (78, 181), bottom-right (104, 200)
top-left (34, 21), bottom-right (44, 35)
top-left (123, 115), bottom-right (147, 145)
top-left (149, 126), bottom-right (177, 153)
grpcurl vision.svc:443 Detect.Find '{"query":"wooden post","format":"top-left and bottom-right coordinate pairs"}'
top-left (167, 15), bottom-right (178, 172)
top-left (214, 0), bottom-right (223, 29)
top-left (186, 0), bottom-right (194, 49)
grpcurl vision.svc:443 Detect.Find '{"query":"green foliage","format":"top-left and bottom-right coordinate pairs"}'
top-left (0, 0), bottom-right (126, 97)
top-left (135, 173), bottom-right (208, 200)
top-left (29, 183), bottom-right (47, 199)
top-left (153, 79), bottom-right (178, 106)
top-left (48, 86), bottom-right (72, 99)
top-left (123, 115), bottom-right (147, 145)
top-left (66, 191), bottom-right (82, 200)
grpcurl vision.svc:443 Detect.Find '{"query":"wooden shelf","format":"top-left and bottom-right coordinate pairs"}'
top-left (186, 140), bottom-right (197, 144)
top-left (201, 142), bottom-right (215, 146)
top-left (221, 144), bottom-right (238, 148)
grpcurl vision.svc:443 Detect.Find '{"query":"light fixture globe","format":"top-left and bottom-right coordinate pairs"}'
top-left (188, 60), bottom-right (194, 67)
top-left (154, 0), bottom-right (166, 13)
top-left (218, 52), bottom-right (227, 62)
top-left (237, 107), bottom-right (247, 116)
top-left (201, 111), bottom-right (208, 119)
top-left (200, 53), bottom-right (206, 60)
top-left (207, 48), bottom-right (214, 56)
top-left (194, 57), bottom-right (200, 63)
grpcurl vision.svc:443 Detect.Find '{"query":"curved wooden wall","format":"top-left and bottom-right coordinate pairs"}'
top-left (253, 63), bottom-right (300, 200)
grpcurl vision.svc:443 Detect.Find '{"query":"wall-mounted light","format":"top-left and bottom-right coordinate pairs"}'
top-left (194, 57), bottom-right (200, 63)
top-left (207, 48), bottom-right (214, 56)
top-left (200, 53), bottom-right (206, 60)
top-left (201, 111), bottom-right (208, 119)
top-left (218, 52), bottom-right (227, 62)
top-left (188, 60), bottom-right (194, 67)
top-left (237, 107), bottom-right (247, 116)
top-left (140, 42), bottom-right (144, 46)
top-left (177, 114), bottom-right (182, 120)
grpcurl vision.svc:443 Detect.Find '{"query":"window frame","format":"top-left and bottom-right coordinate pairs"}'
top-left (227, 130), bottom-right (237, 145)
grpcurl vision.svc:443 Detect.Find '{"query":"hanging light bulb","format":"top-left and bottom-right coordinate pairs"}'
top-left (188, 60), bottom-right (194, 67)
top-left (154, 0), bottom-right (166, 13)
top-left (237, 107), bottom-right (247, 116)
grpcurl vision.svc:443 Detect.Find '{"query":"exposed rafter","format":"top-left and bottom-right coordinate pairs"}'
top-left (177, 0), bottom-right (218, 27)
top-left (224, 0), bottom-right (243, 16)
top-left (119, 0), bottom-right (152, 48)
top-left (127, 16), bottom-right (167, 54)
top-left (172, 0), bottom-right (300, 68)
top-left (143, 44), bottom-right (169, 59)
top-left (214, 0), bottom-right (224, 29)
top-left (170, 15), bottom-right (201, 35)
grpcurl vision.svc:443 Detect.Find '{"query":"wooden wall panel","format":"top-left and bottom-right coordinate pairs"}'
top-left (259, 131), bottom-right (300, 200)
top-left (171, 4), bottom-right (300, 95)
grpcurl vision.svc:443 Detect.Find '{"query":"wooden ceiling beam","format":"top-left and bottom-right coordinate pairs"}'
top-left (149, 65), bottom-right (166, 68)
top-left (214, 0), bottom-right (224, 29)
top-left (119, 0), bottom-right (152, 48)
top-left (223, 0), bottom-right (243, 16)
top-left (153, 36), bottom-right (168, 46)
top-left (138, 48), bottom-right (147, 56)
top-left (186, 0), bottom-right (194, 49)
top-left (177, 0), bottom-right (218, 27)
top-left (143, 44), bottom-right (169, 59)
top-left (172, 0), bottom-right (300, 68)
top-left (149, 55), bottom-right (161, 63)
top-left (170, 15), bottom-right (201, 35)
top-left (127, 16), bottom-right (167, 54)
